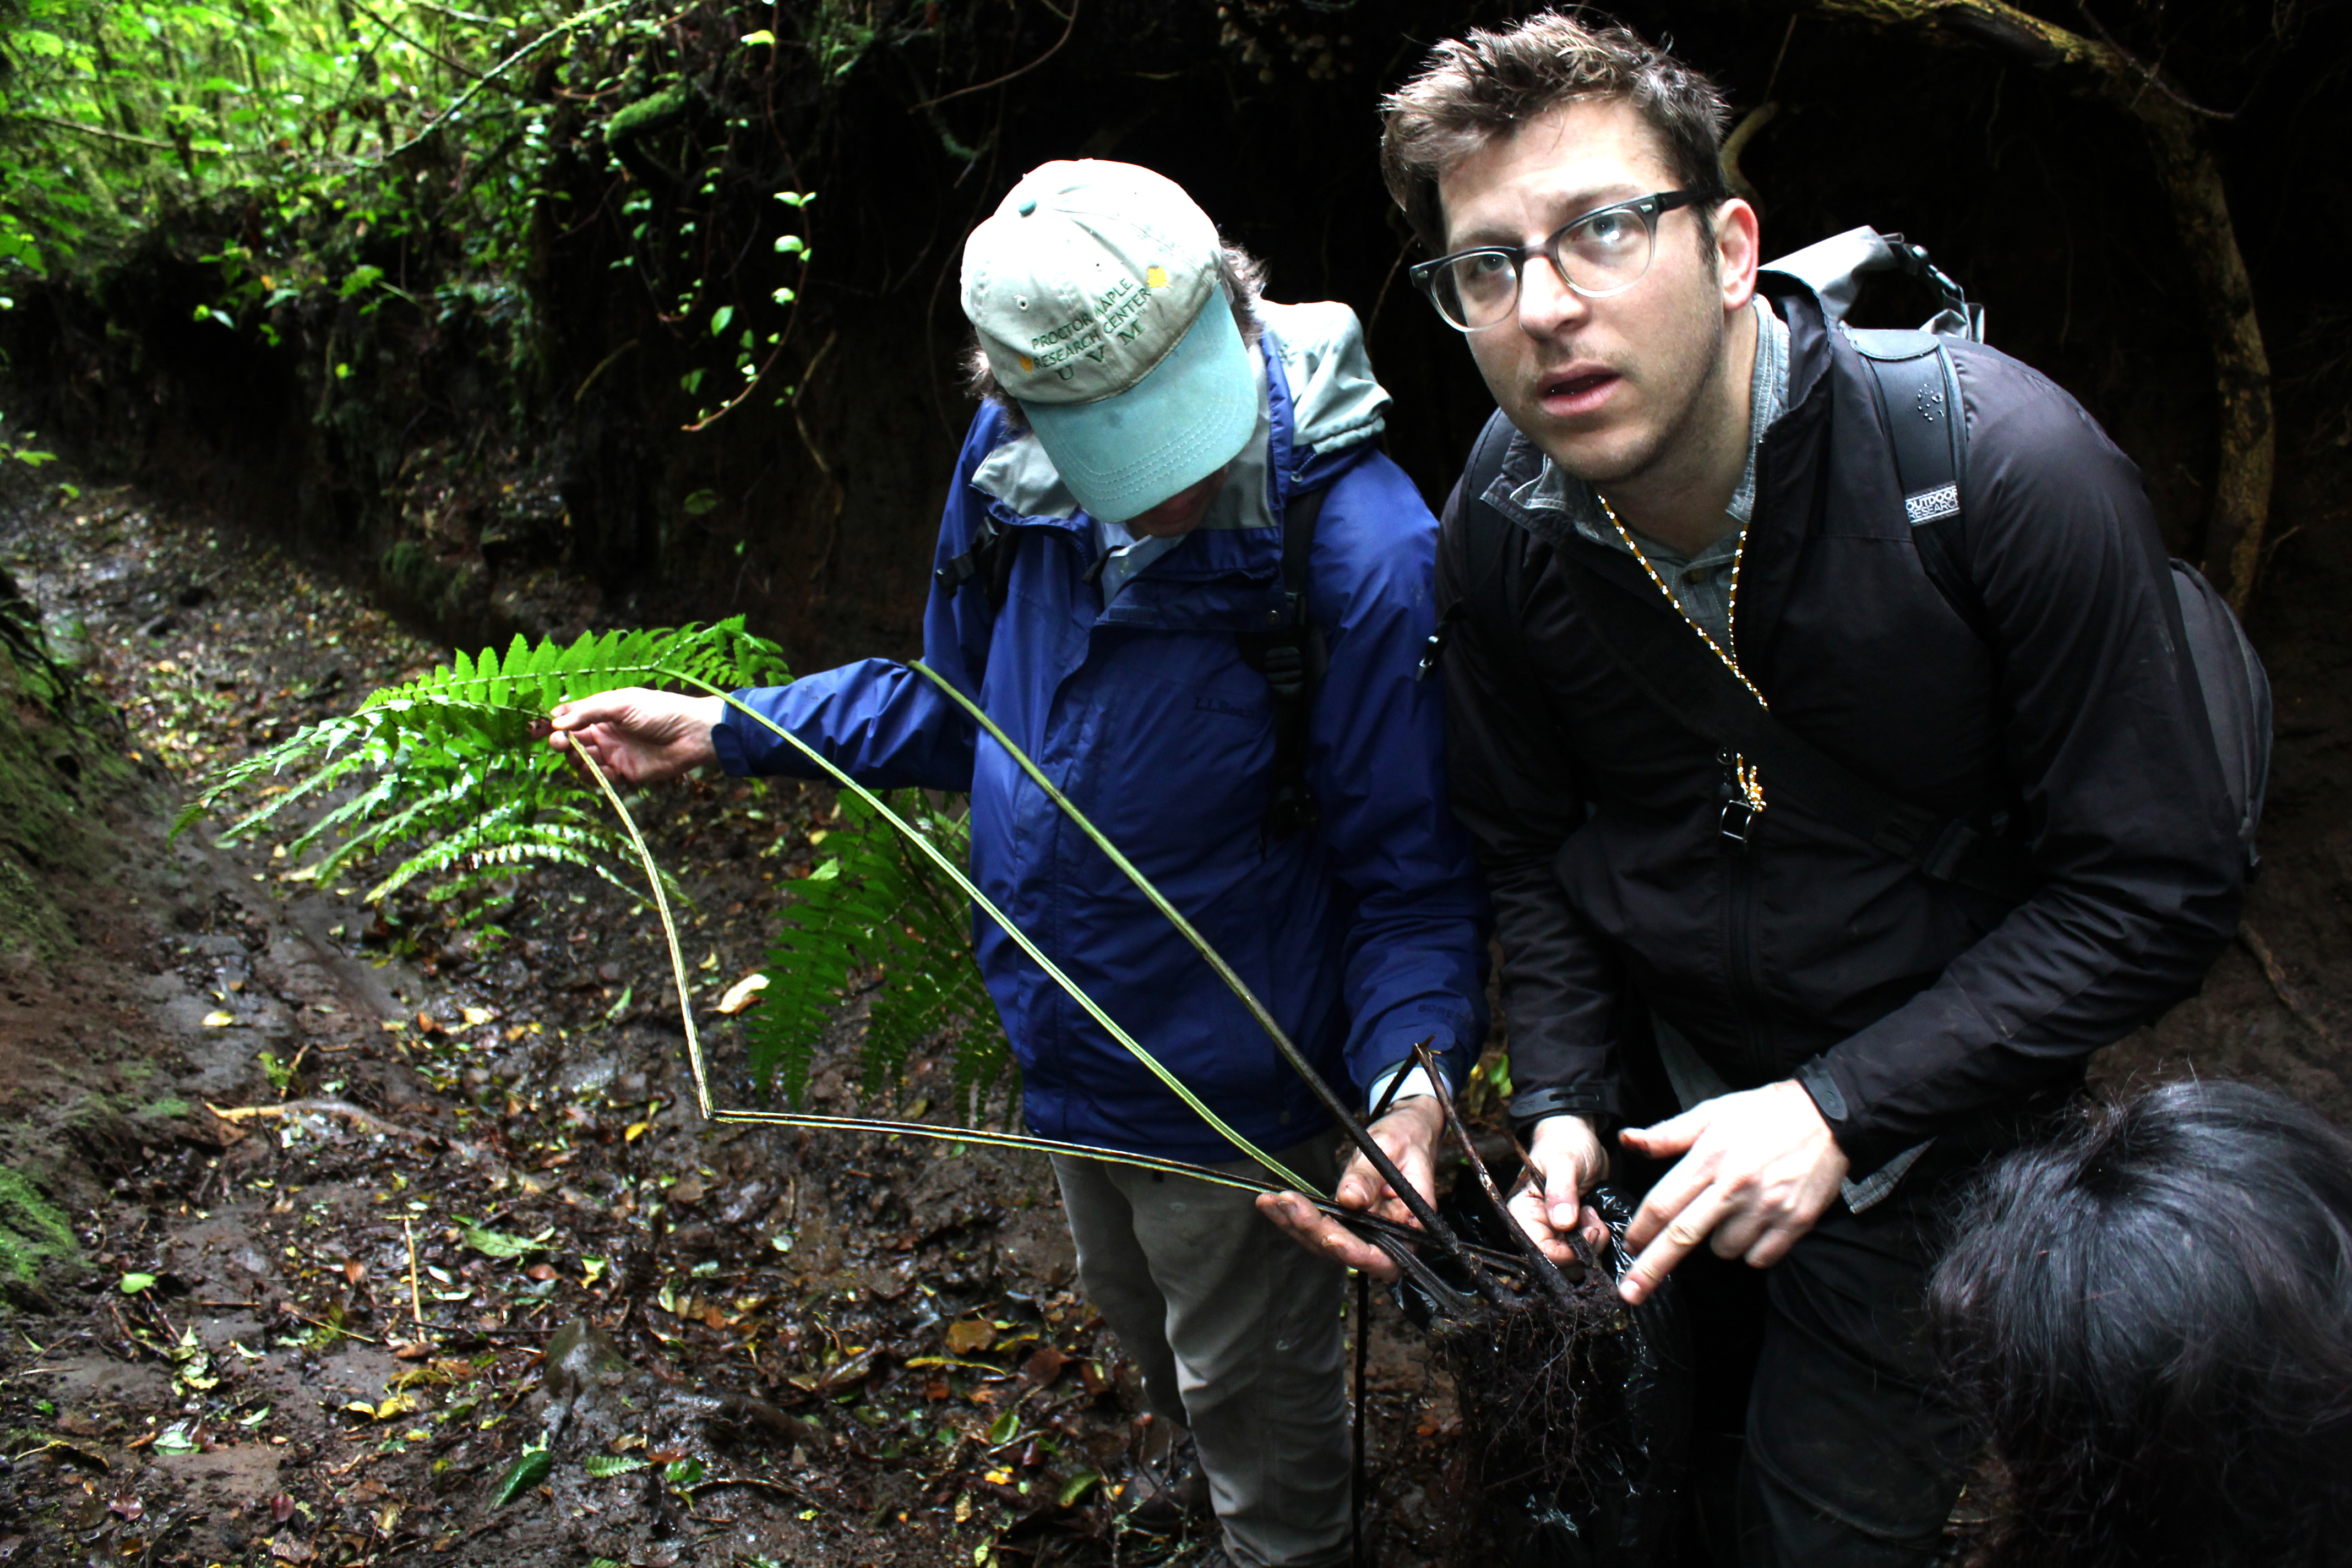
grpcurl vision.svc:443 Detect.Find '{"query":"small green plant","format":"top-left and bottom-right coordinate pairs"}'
top-left (256, 1051), bottom-right (295, 1094)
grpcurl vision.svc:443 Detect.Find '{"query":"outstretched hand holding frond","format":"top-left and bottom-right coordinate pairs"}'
top-left (545, 688), bottom-right (723, 785)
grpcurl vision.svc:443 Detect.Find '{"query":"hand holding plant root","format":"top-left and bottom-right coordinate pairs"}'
top-left (1259, 1097), bottom-right (1446, 1277)
top-left (1501, 1114), bottom-right (1612, 1272)
top-left (1615, 1080), bottom-right (1848, 1305)
top-left (546, 688), bottom-right (724, 785)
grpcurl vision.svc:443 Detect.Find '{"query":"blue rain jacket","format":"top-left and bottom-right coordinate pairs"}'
top-left (712, 303), bottom-right (1488, 1162)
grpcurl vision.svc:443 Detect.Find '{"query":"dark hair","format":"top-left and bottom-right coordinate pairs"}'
top-left (961, 240), bottom-right (1268, 425)
top-left (1929, 1080), bottom-right (2352, 1568)
top-left (1378, 10), bottom-right (1731, 254)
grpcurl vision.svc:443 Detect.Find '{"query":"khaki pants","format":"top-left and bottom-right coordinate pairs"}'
top-left (1050, 1136), bottom-right (1350, 1568)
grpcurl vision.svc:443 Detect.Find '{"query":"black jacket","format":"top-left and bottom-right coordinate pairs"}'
top-left (1439, 285), bottom-right (2245, 1174)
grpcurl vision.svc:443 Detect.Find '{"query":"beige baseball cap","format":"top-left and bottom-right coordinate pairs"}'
top-left (961, 160), bottom-right (1258, 523)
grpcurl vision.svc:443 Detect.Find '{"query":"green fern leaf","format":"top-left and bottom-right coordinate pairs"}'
top-left (181, 619), bottom-right (787, 922)
top-left (742, 790), bottom-right (1008, 1115)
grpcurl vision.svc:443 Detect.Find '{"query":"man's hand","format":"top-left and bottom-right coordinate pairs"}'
top-left (1504, 1114), bottom-right (1611, 1267)
top-left (1256, 1097), bottom-right (1446, 1281)
top-left (543, 688), bottom-right (725, 787)
top-left (1615, 1080), bottom-right (1848, 1305)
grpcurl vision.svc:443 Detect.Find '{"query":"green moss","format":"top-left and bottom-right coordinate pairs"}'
top-left (0, 848), bottom-right (69, 955)
top-left (604, 80), bottom-right (688, 143)
top-left (137, 1097), bottom-right (192, 1121)
top-left (0, 1167), bottom-right (77, 1293)
top-left (0, 585), bottom-right (130, 958)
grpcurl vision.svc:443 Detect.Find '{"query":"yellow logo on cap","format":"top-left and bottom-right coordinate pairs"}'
top-left (1018, 354), bottom-right (1035, 372)
top-left (1145, 265), bottom-right (1168, 289)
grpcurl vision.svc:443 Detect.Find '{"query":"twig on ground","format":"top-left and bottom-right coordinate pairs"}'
top-left (2240, 922), bottom-right (2342, 1049)
top-left (206, 1099), bottom-right (426, 1140)
top-left (280, 1306), bottom-right (379, 1345)
top-left (404, 1218), bottom-right (423, 1326)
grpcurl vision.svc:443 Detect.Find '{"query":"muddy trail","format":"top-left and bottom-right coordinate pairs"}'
top-left (0, 472), bottom-right (1480, 1567)
top-left (0, 431), bottom-right (2348, 1568)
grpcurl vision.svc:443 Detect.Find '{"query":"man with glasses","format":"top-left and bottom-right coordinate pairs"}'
top-left (1261, 12), bottom-right (2245, 1564)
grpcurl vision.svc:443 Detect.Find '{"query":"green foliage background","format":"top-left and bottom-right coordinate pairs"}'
top-left (0, 0), bottom-right (824, 427)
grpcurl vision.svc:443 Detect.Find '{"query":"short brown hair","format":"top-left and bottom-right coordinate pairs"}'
top-left (963, 241), bottom-right (1268, 424)
top-left (1379, 11), bottom-right (1731, 253)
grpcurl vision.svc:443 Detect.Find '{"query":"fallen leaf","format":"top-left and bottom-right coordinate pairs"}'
top-left (109, 1495), bottom-right (144, 1521)
top-left (342, 1259), bottom-right (366, 1286)
top-left (525, 1263), bottom-right (555, 1282)
top-left (490, 1445), bottom-right (552, 1507)
top-left (202, 1010), bottom-right (235, 1028)
top-left (461, 1005), bottom-right (495, 1026)
top-left (117, 1272), bottom-right (157, 1295)
top-left (269, 1532), bottom-right (315, 1562)
top-left (669, 1174), bottom-right (705, 1205)
top-left (946, 1320), bottom-right (994, 1356)
top-left (715, 972), bottom-right (769, 1014)
top-left (1020, 1346), bottom-right (1069, 1386)
top-left (460, 1224), bottom-right (538, 1260)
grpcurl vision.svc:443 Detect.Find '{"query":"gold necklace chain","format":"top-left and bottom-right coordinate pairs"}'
top-left (1595, 492), bottom-right (1767, 816)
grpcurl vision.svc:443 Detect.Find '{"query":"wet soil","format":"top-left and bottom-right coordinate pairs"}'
top-left (0, 473), bottom-right (1477, 1567)
top-left (0, 438), bottom-right (2345, 1567)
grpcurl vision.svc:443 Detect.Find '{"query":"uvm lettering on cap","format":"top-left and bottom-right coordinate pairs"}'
top-left (961, 161), bottom-right (1259, 524)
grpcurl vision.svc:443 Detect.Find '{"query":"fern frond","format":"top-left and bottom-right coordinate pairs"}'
top-left (180, 618), bottom-right (789, 915)
top-left (742, 790), bottom-right (1007, 1114)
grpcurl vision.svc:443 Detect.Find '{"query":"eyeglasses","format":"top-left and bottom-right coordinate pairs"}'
top-left (1409, 190), bottom-right (1710, 333)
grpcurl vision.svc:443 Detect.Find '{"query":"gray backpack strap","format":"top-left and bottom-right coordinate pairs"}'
top-left (1761, 226), bottom-right (1985, 342)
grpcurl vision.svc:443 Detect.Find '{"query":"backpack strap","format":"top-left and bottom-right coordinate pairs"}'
top-left (1236, 483), bottom-right (1331, 840)
top-left (1848, 328), bottom-right (1985, 642)
top-left (1417, 407), bottom-right (1523, 682)
top-left (935, 513), bottom-right (1008, 603)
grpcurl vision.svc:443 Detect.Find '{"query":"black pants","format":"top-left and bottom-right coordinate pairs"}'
top-left (1664, 1179), bottom-right (1975, 1568)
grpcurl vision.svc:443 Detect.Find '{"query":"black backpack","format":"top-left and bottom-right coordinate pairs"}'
top-left (1428, 228), bottom-right (2269, 894)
